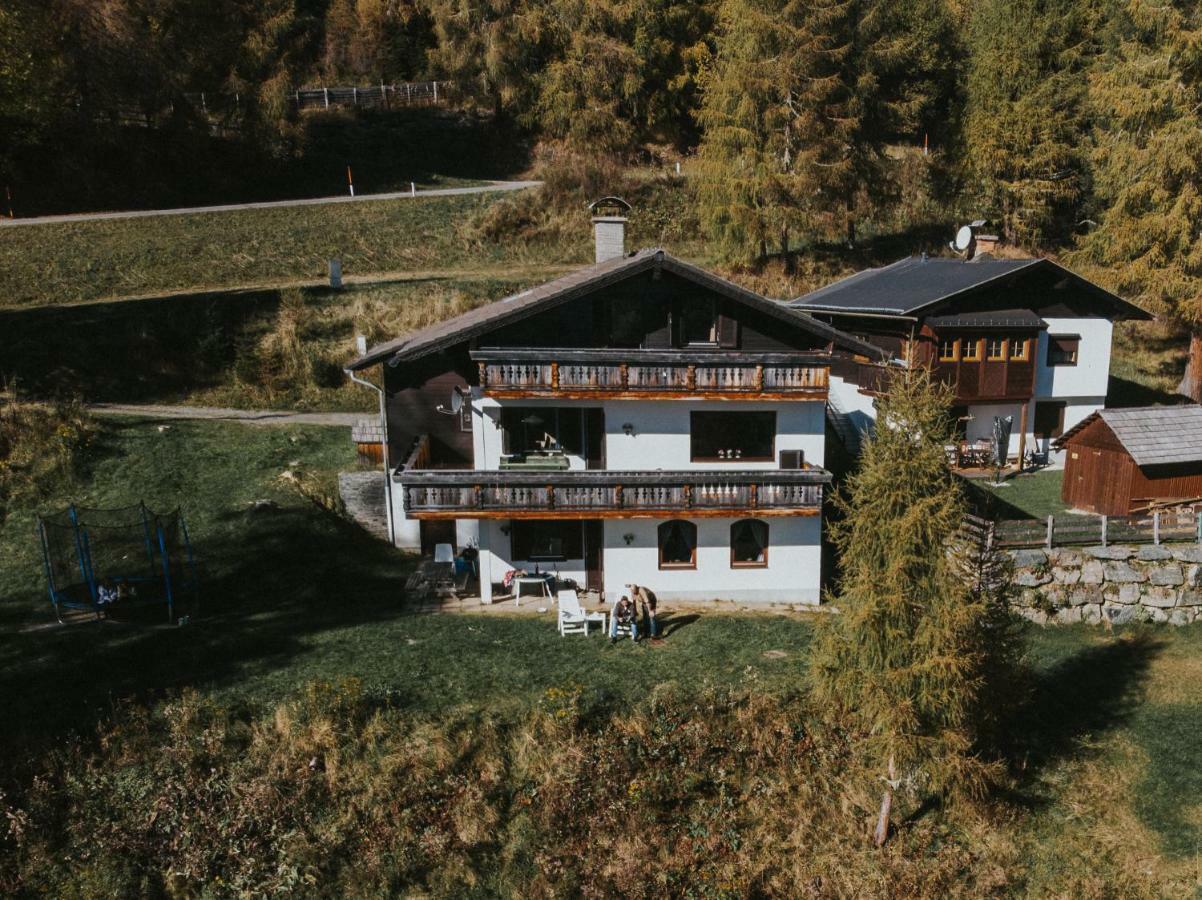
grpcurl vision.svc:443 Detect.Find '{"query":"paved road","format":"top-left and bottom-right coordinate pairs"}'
top-left (89, 403), bottom-right (366, 427)
top-left (0, 180), bottom-right (542, 228)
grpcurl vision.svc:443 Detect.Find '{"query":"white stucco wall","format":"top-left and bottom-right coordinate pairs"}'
top-left (601, 516), bottom-right (822, 603)
top-left (602, 399), bottom-right (826, 469)
top-left (1034, 317), bottom-right (1113, 400)
top-left (389, 480), bottom-right (422, 550)
top-left (471, 396), bottom-right (826, 470)
top-left (472, 515), bottom-right (821, 605)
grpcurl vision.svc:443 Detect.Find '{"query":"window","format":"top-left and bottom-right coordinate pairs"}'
top-left (1047, 335), bottom-right (1079, 366)
top-left (690, 411), bottom-right (775, 461)
top-left (937, 337), bottom-right (958, 361)
top-left (500, 407), bottom-right (583, 455)
top-left (658, 520), bottom-right (697, 569)
top-left (986, 336), bottom-right (1007, 360)
top-left (1009, 337), bottom-right (1029, 361)
top-left (680, 297), bottom-right (718, 345)
top-left (511, 521), bottom-right (583, 561)
top-left (730, 519), bottom-right (768, 567)
top-left (961, 338), bottom-right (981, 362)
top-left (1033, 401), bottom-right (1066, 438)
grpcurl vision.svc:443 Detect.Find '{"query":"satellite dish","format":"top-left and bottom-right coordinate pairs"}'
top-left (953, 225), bottom-right (974, 252)
top-left (436, 386), bottom-right (465, 415)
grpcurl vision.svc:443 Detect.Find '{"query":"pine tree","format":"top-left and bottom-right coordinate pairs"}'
top-left (694, 0), bottom-right (795, 264)
top-left (1079, 0), bottom-right (1202, 400)
top-left (808, 370), bottom-right (1012, 846)
top-left (963, 0), bottom-right (1098, 247)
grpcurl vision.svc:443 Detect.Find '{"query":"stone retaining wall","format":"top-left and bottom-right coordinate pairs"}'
top-left (1009, 544), bottom-right (1202, 626)
top-left (338, 471), bottom-right (389, 541)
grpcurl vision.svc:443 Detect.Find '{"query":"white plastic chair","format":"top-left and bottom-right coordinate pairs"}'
top-left (558, 589), bottom-right (606, 636)
top-left (433, 543), bottom-right (454, 564)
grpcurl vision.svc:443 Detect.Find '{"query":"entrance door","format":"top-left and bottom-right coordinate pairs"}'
top-left (419, 520), bottom-right (456, 557)
top-left (584, 408), bottom-right (606, 470)
top-left (583, 520), bottom-right (604, 593)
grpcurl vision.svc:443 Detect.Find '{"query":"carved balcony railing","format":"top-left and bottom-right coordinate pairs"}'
top-left (398, 469), bottom-right (829, 519)
top-left (471, 349), bottom-right (829, 399)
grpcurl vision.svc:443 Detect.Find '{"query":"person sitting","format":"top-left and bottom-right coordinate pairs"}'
top-left (609, 594), bottom-right (638, 644)
top-left (628, 583), bottom-right (659, 640)
top-left (96, 579), bottom-right (118, 615)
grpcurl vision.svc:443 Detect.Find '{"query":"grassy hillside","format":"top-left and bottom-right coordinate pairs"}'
top-left (0, 276), bottom-right (544, 411)
top-left (0, 191), bottom-right (582, 308)
top-left (0, 417), bottom-right (1199, 895)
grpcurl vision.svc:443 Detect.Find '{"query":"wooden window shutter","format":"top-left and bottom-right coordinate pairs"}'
top-left (717, 313), bottom-right (738, 348)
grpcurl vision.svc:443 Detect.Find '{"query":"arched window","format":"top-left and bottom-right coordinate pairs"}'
top-left (658, 520), bottom-right (697, 569)
top-left (730, 519), bottom-right (768, 568)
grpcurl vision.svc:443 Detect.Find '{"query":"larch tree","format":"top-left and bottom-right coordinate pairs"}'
top-left (808, 369), bottom-right (1013, 847)
top-left (962, 0), bottom-right (1098, 247)
top-left (1080, 0), bottom-right (1202, 400)
top-left (783, 0), bottom-right (957, 247)
top-left (421, 0), bottom-right (550, 121)
top-left (694, 0), bottom-right (795, 264)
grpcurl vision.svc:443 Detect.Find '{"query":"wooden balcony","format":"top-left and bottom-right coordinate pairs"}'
top-left (471, 349), bottom-right (829, 400)
top-left (398, 469), bottom-right (828, 519)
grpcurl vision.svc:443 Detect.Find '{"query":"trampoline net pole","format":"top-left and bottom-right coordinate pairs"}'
top-left (157, 521), bottom-right (175, 623)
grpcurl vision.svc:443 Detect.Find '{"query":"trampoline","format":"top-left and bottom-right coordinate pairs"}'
top-left (37, 503), bottom-right (199, 623)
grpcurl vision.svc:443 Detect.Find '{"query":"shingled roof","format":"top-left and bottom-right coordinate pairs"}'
top-left (789, 255), bottom-right (1150, 320)
top-left (346, 248), bottom-right (887, 370)
top-left (1056, 405), bottom-right (1202, 466)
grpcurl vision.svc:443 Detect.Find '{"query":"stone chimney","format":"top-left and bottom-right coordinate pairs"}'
top-left (588, 196), bottom-right (632, 263)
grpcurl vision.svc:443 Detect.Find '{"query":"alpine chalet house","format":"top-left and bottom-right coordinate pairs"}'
top-left (346, 199), bottom-right (884, 604)
top-left (792, 224), bottom-right (1151, 467)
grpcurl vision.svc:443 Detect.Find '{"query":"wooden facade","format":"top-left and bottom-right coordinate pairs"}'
top-left (1060, 417), bottom-right (1202, 515)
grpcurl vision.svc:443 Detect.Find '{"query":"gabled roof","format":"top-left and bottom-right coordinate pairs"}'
top-left (346, 248), bottom-right (887, 370)
top-left (1055, 405), bottom-right (1202, 466)
top-left (789, 255), bottom-right (1151, 321)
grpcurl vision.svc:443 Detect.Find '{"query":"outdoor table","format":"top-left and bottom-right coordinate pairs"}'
top-left (514, 573), bottom-right (555, 607)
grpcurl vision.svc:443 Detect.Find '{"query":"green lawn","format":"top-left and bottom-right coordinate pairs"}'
top-left (961, 469), bottom-right (1070, 520)
top-left (2, 418), bottom-right (1202, 893)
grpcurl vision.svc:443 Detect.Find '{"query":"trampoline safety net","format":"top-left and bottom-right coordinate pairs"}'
top-left (37, 503), bottom-right (199, 621)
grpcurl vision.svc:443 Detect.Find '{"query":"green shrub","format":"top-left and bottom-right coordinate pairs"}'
top-left (0, 393), bottom-right (94, 519)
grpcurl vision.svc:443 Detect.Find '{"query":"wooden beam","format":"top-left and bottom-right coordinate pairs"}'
top-left (1017, 400), bottom-right (1030, 472)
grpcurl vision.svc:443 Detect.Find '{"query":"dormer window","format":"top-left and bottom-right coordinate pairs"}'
top-left (986, 337), bottom-right (1007, 360)
top-left (961, 338), bottom-right (981, 361)
top-left (938, 337), bottom-right (958, 361)
top-left (680, 297), bottom-right (719, 346)
top-left (1008, 337), bottom-right (1029, 361)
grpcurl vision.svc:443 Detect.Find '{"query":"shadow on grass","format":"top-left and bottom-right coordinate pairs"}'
top-left (1107, 374), bottom-right (1184, 408)
top-left (0, 502), bottom-right (418, 773)
top-left (657, 612), bottom-right (700, 638)
top-left (1001, 631), bottom-right (1164, 789)
top-left (959, 477), bottom-right (1037, 521)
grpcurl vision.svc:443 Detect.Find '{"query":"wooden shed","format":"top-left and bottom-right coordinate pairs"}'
top-left (1054, 405), bottom-right (1202, 515)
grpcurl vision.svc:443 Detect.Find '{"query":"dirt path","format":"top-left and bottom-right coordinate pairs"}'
top-left (88, 403), bottom-right (365, 427)
top-left (0, 180), bottom-right (542, 228)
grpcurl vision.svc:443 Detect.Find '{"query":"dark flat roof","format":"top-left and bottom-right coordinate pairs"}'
top-left (790, 255), bottom-right (1150, 321)
top-left (347, 248), bottom-right (887, 370)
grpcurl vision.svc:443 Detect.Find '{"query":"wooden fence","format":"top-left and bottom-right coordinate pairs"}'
top-left (964, 506), bottom-right (1202, 550)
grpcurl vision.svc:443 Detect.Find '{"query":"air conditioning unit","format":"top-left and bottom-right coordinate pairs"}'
top-left (779, 449), bottom-right (805, 469)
